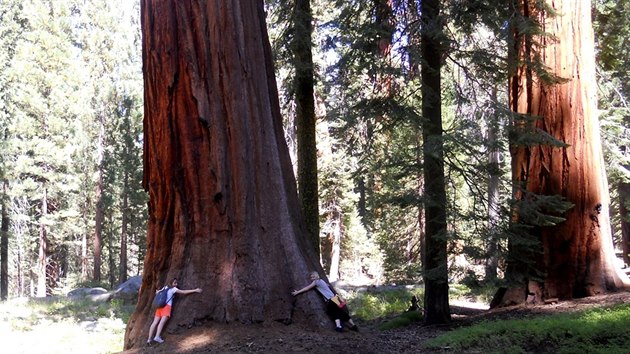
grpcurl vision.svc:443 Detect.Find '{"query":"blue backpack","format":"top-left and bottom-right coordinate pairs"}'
top-left (153, 286), bottom-right (173, 308)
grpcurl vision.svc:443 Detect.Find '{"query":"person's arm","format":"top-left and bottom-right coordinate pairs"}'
top-left (175, 287), bottom-right (202, 295)
top-left (292, 281), bottom-right (316, 296)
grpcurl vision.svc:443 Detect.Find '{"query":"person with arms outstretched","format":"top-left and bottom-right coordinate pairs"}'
top-left (292, 271), bottom-right (358, 332)
top-left (147, 278), bottom-right (202, 344)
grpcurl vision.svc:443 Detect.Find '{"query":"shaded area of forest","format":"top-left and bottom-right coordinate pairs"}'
top-left (119, 291), bottom-right (630, 354)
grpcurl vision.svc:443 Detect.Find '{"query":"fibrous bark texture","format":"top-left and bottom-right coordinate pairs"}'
top-left (124, 0), bottom-right (327, 349)
top-left (506, 0), bottom-right (629, 304)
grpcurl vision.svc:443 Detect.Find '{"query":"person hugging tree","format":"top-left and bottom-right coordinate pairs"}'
top-left (292, 271), bottom-right (358, 332)
top-left (147, 278), bottom-right (202, 344)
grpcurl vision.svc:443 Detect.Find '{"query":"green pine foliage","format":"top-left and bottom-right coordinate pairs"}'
top-left (0, 0), bottom-right (145, 297)
top-left (594, 0), bottom-right (630, 250)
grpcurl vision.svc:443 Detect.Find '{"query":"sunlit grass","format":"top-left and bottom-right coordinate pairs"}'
top-left (347, 287), bottom-right (424, 321)
top-left (0, 297), bottom-right (132, 354)
top-left (424, 303), bottom-right (630, 353)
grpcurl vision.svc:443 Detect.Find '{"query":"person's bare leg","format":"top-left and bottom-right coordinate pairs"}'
top-left (147, 316), bottom-right (160, 342)
top-left (154, 316), bottom-right (170, 341)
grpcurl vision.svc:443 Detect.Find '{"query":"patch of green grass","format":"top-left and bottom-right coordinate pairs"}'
top-left (378, 310), bottom-right (423, 330)
top-left (424, 303), bottom-right (630, 353)
top-left (347, 288), bottom-right (424, 321)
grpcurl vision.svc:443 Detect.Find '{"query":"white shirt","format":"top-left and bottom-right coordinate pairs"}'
top-left (313, 279), bottom-right (334, 299)
top-left (161, 286), bottom-right (178, 306)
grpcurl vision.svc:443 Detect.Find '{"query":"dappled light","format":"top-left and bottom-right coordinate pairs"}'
top-left (1, 0), bottom-right (629, 353)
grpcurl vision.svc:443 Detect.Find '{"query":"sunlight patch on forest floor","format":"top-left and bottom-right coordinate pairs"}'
top-left (450, 299), bottom-right (489, 310)
top-left (0, 298), bottom-right (126, 354)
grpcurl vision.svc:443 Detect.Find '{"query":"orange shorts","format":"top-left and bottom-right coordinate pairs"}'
top-left (155, 304), bottom-right (172, 318)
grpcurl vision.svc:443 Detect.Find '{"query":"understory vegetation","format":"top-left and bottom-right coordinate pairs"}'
top-left (0, 297), bottom-right (132, 354)
top-left (1, 288), bottom-right (628, 353)
top-left (425, 303), bottom-right (630, 354)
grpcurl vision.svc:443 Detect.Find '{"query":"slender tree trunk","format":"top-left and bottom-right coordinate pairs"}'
top-left (93, 114), bottom-right (105, 283)
top-left (619, 177), bottom-right (630, 266)
top-left (327, 207), bottom-right (341, 282)
top-left (421, 0), bottom-right (451, 325)
top-left (36, 188), bottom-right (48, 298)
top-left (1, 179), bottom-right (8, 300)
top-left (502, 0), bottom-right (629, 304)
top-left (125, 1), bottom-right (328, 348)
top-left (293, 0), bottom-right (320, 256)
top-left (486, 88), bottom-right (501, 281)
top-left (108, 217), bottom-right (115, 288)
top-left (120, 173), bottom-right (129, 283)
top-left (81, 230), bottom-right (88, 279)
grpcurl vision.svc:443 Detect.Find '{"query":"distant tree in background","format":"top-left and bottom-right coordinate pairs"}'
top-left (594, 0), bottom-right (630, 267)
top-left (292, 0), bottom-right (320, 257)
top-left (0, 0), bottom-right (27, 301)
top-left (499, 0), bottom-right (629, 306)
top-left (0, 0), bottom-right (145, 297)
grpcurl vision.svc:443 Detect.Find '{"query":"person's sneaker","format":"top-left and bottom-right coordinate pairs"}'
top-left (349, 324), bottom-right (359, 331)
top-left (153, 336), bottom-right (164, 343)
top-left (335, 326), bottom-right (343, 332)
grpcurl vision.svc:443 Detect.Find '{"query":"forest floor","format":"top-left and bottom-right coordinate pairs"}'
top-left (121, 290), bottom-right (630, 354)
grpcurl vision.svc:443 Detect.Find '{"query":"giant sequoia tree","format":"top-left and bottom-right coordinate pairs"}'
top-left (502, 0), bottom-right (629, 304)
top-left (124, 1), bottom-right (328, 348)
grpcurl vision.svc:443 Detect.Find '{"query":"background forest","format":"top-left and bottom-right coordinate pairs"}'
top-left (0, 0), bottom-right (628, 302)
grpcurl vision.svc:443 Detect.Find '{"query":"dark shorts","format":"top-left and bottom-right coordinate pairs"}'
top-left (326, 299), bottom-right (351, 322)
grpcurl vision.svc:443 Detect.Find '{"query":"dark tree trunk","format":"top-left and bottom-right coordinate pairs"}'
top-left (619, 177), bottom-right (630, 267)
top-left (420, 0), bottom-right (451, 325)
top-left (107, 216), bottom-right (116, 288)
top-left (94, 115), bottom-right (105, 283)
top-left (124, 1), bottom-right (328, 349)
top-left (501, 0), bottom-right (629, 305)
top-left (37, 188), bottom-right (48, 297)
top-left (293, 0), bottom-right (320, 256)
top-left (1, 179), bottom-right (8, 300)
top-left (119, 172), bottom-right (129, 283)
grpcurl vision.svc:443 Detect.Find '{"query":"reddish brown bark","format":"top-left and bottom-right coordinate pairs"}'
top-left (124, 1), bottom-right (327, 349)
top-left (504, 0), bottom-right (629, 304)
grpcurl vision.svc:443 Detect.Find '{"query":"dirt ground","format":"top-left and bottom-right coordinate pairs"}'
top-left (121, 291), bottom-right (630, 354)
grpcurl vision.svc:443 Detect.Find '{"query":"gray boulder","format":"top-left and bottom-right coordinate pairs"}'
top-left (111, 275), bottom-right (142, 303)
top-left (67, 287), bottom-right (111, 302)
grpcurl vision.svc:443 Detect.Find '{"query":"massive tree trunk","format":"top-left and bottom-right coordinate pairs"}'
top-left (124, 1), bottom-right (327, 349)
top-left (420, 0), bottom-right (451, 325)
top-left (502, 0), bottom-right (629, 305)
top-left (292, 0), bottom-right (320, 256)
